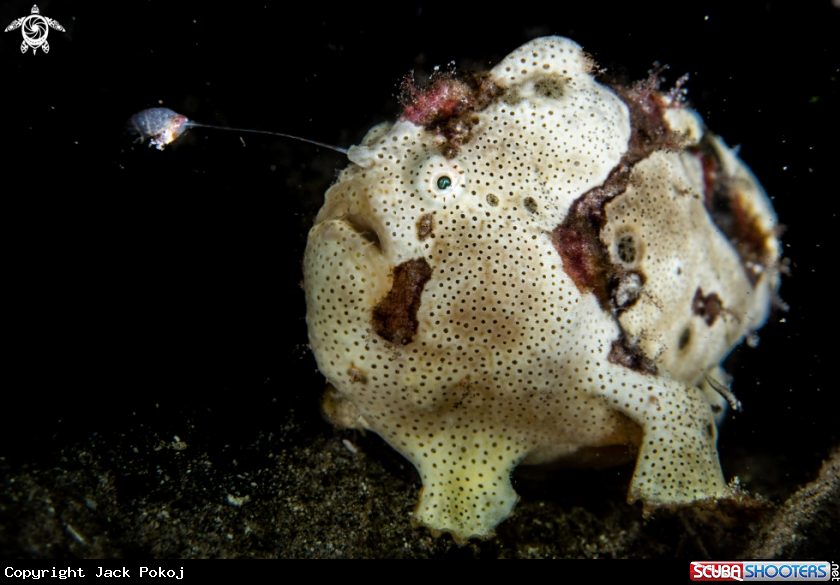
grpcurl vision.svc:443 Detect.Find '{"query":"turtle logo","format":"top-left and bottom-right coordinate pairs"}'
top-left (4, 5), bottom-right (65, 55)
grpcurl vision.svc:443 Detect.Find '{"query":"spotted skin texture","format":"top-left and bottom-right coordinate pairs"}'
top-left (303, 37), bottom-right (780, 543)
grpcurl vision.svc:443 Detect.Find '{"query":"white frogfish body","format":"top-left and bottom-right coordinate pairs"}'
top-left (303, 37), bottom-right (780, 543)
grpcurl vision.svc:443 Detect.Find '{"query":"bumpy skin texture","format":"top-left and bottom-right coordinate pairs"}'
top-left (303, 37), bottom-right (779, 543)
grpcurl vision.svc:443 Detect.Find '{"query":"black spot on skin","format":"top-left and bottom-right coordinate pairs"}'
top-left (486, 194), bottom-right (499, 207)
top-left (617, 234), bottom-right (637, 264)
top-left (678, 326), bottom-right (691, 350)
top-left (417, 214), bottom-right (433, 240)
top-left (710, 403), bottom-right (723, 414)
top-left (705, 422), bottom-right (715, 439)
top-left (608, 334), bottom-right (657, 376)
top-left (523, 196), bottom-right (538, 214)
top-left (372, 258), bottom-right (432, 345)
top-left (693, 288), bottom-right (723, 326)
top-left (533, 74), bottom-right (569, 99)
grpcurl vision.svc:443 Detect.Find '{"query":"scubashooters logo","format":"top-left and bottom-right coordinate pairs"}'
top-left (4, 5), bottom-right (65, 54)
top-left (691, 561), bottom-right (834, 582)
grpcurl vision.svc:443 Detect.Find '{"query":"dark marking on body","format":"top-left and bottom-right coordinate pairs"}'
top-left (617, 234), bottom-right (637, 264)
top-left (693, 287), bottom-right (724, 326)
top-left (549, 165), bottom-right (631, 309)
top-left (678, 326), bottom-right (691, 350)
top-left (534, 75), bottom-right (569, 99)
top-left (600, 67), bottom-right (686, 165)
top-left (550, 70), bottom-right (684, 311)
top-left (400, 70), bottom-right (504, 158)
top-left (523, 196), bottom-right (538, 214)
top-left (690, 135), bottom-right (773, 285)
top-left (372, 258), bottom-right (433, 345)
top-left (608, 335), bottom-right (658, 376)
top-left (417, 214), bottom-right (433, 240)
top-left (348, 365), bottom-right (367, 384)
top-left (612, 270), bottom-right (644, 310)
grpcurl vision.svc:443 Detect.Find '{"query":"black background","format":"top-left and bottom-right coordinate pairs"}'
top-left (2, 0), bottom-right (838, 495)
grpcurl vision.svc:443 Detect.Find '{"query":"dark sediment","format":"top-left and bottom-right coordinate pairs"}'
top-left (1, 404), bottom-right (837, 559)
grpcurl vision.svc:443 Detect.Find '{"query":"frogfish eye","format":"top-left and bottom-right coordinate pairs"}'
top-left (437, 176), bottom-right (452, 190)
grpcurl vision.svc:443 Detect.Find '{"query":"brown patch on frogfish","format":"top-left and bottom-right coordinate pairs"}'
top-left (550, 69), bottom-right (688, 310)
top-left (689, 134), bottom-right (775, 286)
top-left (602, 65), bottom-right (688, 165)
top-left (608, 334), bottom-right (658, 376)
top-left (371, 258), bottom-right (432, 345)
top-left (549, 164), bottom-right (632, 310)
top-left (417, 214), bottom-right (433, 241)
top-left (550, 70), bottom-right (692, 374)
top-left (400, 70), bottom-right (503, 158)
top-left (693, 287), bottom-right (724, 326)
